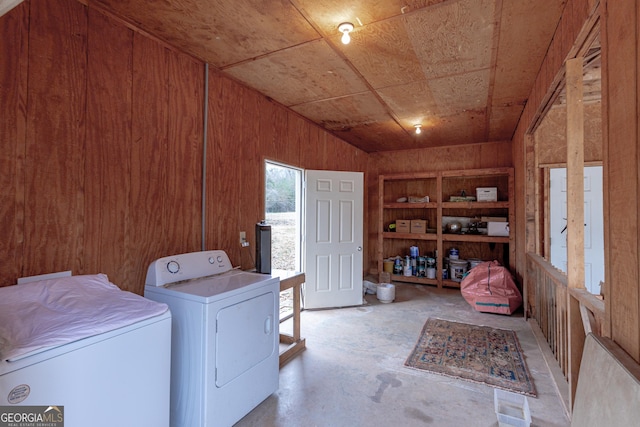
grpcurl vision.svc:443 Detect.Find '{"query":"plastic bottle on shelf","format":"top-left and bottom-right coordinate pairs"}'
top-left (409, 246), bottom-right (419, 276)
top-left (393, 258), bottom-right (402, 275)
top-left (417, 256), bottom-right (426, 277)
top-left (403, 256), bottom-right (412, 276)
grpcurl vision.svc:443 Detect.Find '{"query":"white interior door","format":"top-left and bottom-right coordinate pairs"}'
top-left (549, 166), bottom-right (604, 294)
top-left (304, 170), bottom-right (363, 309)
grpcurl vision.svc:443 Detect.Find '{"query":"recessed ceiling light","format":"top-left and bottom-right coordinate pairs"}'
top-left (338, 22), bottom-right (354, 45)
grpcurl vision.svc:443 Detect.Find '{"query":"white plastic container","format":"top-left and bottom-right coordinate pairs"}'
top-left (468, 258), bottom-right (483, 269)
top-left (449, 259), bottom-right (468, 282)
top-left (376, 283), bottom-right (395, 303)
top-left (488, 221), bottom-right (510, 236)
top-left (494, 389), bottom-right (531, 427)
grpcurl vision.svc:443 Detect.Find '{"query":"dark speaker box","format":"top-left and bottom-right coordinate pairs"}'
top-left (255, 222), bottom-right (271, 274)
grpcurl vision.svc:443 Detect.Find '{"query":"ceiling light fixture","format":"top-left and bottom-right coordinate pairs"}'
top-left (414, 124), bottom-right (422, 135)
top-left (338, 22), bottom-right (354, 45)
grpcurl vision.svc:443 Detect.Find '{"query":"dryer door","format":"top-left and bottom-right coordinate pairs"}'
top-left (215, 291), bottom-right (276, 387)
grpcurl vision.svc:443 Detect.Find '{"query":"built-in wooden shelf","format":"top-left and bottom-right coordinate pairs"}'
top-left (377, 167), bottom-right (515, 289)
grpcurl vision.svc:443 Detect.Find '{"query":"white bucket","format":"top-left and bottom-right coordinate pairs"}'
top-left (377, 283), bottom-right (395, 303)
top-left (449, 259), bottom-right (468, 282)
top-left (468, 258), bottom-right (483, 269)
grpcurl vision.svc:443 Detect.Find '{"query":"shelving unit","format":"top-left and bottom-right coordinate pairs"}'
top-left (377, 167), bottom-right (514, 289)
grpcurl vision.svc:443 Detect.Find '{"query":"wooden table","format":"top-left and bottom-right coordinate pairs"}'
top-left (273, 270), bottom-right (306, 367)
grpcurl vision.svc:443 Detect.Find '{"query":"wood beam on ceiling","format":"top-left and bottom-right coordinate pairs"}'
top-left (484, 0), bottom-right (503, 142)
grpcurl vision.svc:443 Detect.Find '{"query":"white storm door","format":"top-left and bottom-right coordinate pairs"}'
top-left (549, 166), bottom-right (604, 294)
top-left (304, 170), bottom-right (363, 309)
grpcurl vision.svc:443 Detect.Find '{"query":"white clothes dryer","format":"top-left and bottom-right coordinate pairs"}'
top-left (144, 250), bottom-right (279, 427)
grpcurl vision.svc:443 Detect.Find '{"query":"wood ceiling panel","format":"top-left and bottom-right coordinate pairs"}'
top-left (376, 69), bottom-right (489, 129)
top-left (428, 69), bottom-right (490, 115)
top-left (290, 92), bottom-right (391, 130)
top-left (89, 0), bottom-right (567, 152)
top-left (346, 111), bottom-right (488, 152)
top-left (421, 110), bottom-right (487, 146)
top-left (331, 120), bottom-right (413, 153)
top-left (293, 0), bottom-right (449, 35)
top-left (335, 18), bottom-right (425, 89)
top-left (405, 0), bottom-right (497, 79)
top-left (94, 0), bottom-right (320, 67)
top-left (376, 80), bottom-right (439, 121)
top-left (224, 40), bottom-right (369, 107)
top-left (492, 0), bottom-right (566, 104)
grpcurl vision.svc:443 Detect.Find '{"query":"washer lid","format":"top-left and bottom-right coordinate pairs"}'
top-left (153, 270), bottom-right (278, 302)
top-left (1, 274), bottom-right (168, 362)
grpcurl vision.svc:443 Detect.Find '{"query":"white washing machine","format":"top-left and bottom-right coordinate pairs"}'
top-left (0, 273), bottom-right (171, 427)
top-left (144, 250), bottom-right (280, 427)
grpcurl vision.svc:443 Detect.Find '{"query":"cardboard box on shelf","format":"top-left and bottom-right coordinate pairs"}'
top-left (396, 220), bottom-right (411, 233)
top-left (410, 220), bottom-right (427, 234)
top-left (488, 221), bottom-right (509, 237)
top-left (476, 187), bottom-right (498, 202)
top-left (480, 216), bottom-right (507, 222)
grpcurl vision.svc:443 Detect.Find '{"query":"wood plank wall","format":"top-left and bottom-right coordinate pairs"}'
top-left (535, 103), bottom-right (602, 165)
top-left (601, 0), bottom-right (640, 360)
top-left (512, 0), bottom-right (596, 285)
top-left (24, 0), bottom-right (87, 282)
top-left (0, 0), bottom-right (204, 293)
top-left (514, 0), bottom-right (640, 363)
top-left (0, 0), bottom-right (28, 286)
top-left (204, 74), bottom-right (368, 269)
top-left (0, 0), bottom-right (367, 295)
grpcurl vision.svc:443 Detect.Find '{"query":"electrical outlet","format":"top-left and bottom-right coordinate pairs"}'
top-left (239, 231), bottom-right (246, 245)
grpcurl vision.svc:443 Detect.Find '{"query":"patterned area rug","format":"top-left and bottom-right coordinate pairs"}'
top-left (405, 318), bottom-right (536, 396)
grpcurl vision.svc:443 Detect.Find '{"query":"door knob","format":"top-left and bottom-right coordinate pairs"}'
top-left (357, 246), bottom-right (362, 251)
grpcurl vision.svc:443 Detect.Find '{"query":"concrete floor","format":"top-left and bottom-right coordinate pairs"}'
top-left (237, 283), bottom-right (571, 427)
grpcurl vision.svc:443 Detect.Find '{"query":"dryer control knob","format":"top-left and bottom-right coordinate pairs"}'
top-left (208, 257), bottom-right (215, 264)
top-left (167, 260), bottom-right (180, 274)
top-left (217, 255), bottom-right (223, 263)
